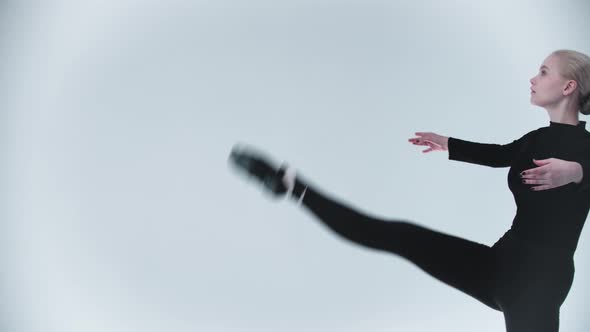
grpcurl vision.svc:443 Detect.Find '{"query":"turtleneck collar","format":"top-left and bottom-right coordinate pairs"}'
top-left (549, 120), bottom-right (586, 129)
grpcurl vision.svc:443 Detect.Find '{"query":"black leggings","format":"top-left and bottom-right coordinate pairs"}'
top-left (296, 184), bottom-right (575, 332)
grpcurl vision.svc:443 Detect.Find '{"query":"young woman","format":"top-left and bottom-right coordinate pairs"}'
top-left (229, 49), bottom-right (590, 332)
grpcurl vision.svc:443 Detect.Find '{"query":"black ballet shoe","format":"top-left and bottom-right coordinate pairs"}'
top-left (228, 145), bottom-right (289, 197)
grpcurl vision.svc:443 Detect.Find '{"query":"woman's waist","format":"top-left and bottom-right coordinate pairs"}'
top-left (508, 212), bottom-right (585, 252)
top-left (492, 229), bottom-right (576, 259)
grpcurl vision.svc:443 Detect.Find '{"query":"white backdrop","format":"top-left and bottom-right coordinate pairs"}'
top-left (2, 0), bottom-right (590, 331)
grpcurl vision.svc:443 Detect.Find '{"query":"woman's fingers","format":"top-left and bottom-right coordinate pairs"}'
top-left (409, 135), bottom-right (434, 143)
top-left (521, 173), bottom-right (547, 181)
top-left (521, 167), bottom-right (549, 180)
top-left (521, 168), bottom-right (553, 191)
top-left (521, 163), bottom-right (550, 176)
top-left (409, 138), bottom-right (428, 145)
top-left (515, 162), bottom-right (560, 191)
top-left (410, 133), bottom-right (442, 152)
top-left (522, 178), bottom-right (549, 185)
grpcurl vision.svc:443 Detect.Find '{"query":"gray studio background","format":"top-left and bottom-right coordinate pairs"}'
top-left (2, 0), bottom-right (590, 331)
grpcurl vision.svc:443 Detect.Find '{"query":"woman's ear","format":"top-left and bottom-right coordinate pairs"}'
top-left (563, 80), bottom-right (578, 96)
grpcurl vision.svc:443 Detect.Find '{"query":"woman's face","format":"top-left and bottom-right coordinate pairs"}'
top-left (529, 54), bottom-right (573, 108)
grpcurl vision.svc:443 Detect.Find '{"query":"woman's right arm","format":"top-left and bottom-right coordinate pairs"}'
top-left (520, 157), bottom-right (590, 192)
top-left (409, 132), bottom-right (526, 168)
top-left (573, 159), bottom-right (590, 192)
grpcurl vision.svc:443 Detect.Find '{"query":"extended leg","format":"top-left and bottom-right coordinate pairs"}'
top-left (296, 182), bottom-right (501, 311)
top-left (228, 145), bottom-right (501, 310)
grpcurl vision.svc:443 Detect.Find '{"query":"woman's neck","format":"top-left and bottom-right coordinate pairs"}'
top-left (545, 99), bottom-right (580, 125)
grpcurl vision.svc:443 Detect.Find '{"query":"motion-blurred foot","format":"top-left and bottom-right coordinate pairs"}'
top-left (229, 145), bottom-right (291, 197)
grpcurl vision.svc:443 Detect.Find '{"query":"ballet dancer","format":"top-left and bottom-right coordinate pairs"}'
top-left (229, 49), bottom-right (590, 332)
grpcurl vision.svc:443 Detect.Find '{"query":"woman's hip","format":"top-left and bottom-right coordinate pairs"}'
top-left (491, 231), bottom-right (575, 309)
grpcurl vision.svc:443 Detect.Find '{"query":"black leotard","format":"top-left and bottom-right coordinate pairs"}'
top-left (448, 120), bottom-right (590, 254)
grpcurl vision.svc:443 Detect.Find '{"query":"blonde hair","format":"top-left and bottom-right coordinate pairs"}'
top-left (551, 49), bottom-right (590, 115)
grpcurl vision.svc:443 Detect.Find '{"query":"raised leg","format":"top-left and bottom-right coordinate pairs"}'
top-left (297, 183), bottom-right (501, 311)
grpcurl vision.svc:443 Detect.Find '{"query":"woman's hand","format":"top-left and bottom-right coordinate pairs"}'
top-left (408, 132), bottom-right (449, 153)
top-left (520, 158), bottom-right (584, 191)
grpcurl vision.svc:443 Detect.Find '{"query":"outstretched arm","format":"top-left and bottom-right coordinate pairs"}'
top-left (521, 157), bottom-right (590, 192)
top-left (409, 132), bottom-right (526, 168)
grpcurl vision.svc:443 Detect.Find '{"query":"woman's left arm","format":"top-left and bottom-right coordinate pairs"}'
top-left (521, 158), bottom-right (590, 191)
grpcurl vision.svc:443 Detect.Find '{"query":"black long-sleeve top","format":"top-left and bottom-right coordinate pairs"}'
top-left (448, 121), bottom-right (590, 254)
